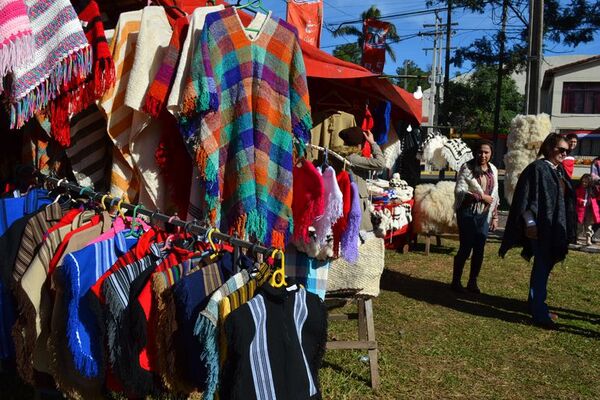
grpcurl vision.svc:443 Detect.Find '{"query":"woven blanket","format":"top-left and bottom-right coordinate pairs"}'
top-left (0, 0), bottom-right (34, 89)
top-left (8, 0), bottom-right (91, 137)
top-left (180, 7), bottom-right (312, 248)
top-left (98, 10), bottom-right (142, 202)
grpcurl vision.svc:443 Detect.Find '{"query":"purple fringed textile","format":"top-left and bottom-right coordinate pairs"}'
top-left (341, 182), bottom-right (361, 263)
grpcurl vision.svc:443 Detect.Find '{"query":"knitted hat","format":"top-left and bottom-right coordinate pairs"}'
top-left (292, 159), bottom-right (325, 243)
top-left (0, 0), bottom-right (34, 90)
top-left (7, 0), bottom-right (92, 142)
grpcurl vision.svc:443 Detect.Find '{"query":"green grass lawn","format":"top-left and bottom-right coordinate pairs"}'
top-left (321, 238), bottom-right (600, 400)
top-left (1, 239), bottom-right (597, 399)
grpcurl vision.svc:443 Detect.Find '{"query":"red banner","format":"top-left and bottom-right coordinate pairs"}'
top-left (286, 0), bottom-right (323, 47)
top-left (362, 19), bottom-right (391, 74)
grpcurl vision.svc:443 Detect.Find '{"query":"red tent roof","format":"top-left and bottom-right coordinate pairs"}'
top-left (300, 41), bottom-right (422, 124)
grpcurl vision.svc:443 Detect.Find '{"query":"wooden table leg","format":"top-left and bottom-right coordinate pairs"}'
top-left (364, 298), bottom-right (380, 390)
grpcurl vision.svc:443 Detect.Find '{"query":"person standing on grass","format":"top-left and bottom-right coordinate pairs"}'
top-left (500, 133), bottom-right (577, 329)
top-left (575, 174), bottom-right (600, 246)
top-left (562, 133), bottom-right (578, 178)
top-left (451, 140), bottom-right (499, 294)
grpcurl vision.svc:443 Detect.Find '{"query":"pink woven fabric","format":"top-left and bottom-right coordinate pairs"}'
top-left (0, 0), bottom-right (34, 89)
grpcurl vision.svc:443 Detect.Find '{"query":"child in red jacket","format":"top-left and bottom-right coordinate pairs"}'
top-left (576, 174), bottom-right (600, 245)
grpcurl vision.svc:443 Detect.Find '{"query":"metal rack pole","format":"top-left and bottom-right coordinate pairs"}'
top-left (40, 175), bottom-right (274, 255)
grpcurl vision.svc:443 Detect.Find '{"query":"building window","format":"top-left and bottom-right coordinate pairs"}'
top-left (561, 82), bottom-right (600, 114)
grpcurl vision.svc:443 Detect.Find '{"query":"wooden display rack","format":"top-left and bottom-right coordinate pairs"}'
top-left (325, 296), bottom-right (380, 390)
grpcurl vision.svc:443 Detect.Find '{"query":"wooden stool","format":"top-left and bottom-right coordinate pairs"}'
top-left (325, 296), bottom-right (380, 390)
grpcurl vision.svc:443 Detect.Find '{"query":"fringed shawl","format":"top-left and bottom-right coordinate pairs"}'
top-left (341, 181), bottom-right (361, 263)
top-left (47, 0), bottom-right (115, 145)
top-left (180, 8), bottom-right (311, 248)
top-left (0, 0), bottom-right (34, 88)
top-left (7, 0), bottom-right (91, 142)
top-left (313, 166), bottom-right (343, 246)
top-left (332, 170), bottom-right (351, 257)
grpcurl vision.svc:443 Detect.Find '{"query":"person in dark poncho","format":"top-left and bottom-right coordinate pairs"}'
top-left (499, 133), bottom-right (576, 330)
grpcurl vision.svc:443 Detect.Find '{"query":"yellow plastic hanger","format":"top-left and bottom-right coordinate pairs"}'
top-left (207, 227), bottom-right (220, 260)
top-left (116, 199), bottom-right (127, 219)
top-left (269, 249), bottom-right (286, 288)
top-left (100, 195), bottom-right (110, 211)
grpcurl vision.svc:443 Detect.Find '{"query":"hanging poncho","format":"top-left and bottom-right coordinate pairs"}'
top-left (0, 0), bottom-right (35, 88)
top-left (45, 0), bottom-right (116, 146)
top-left (7, 0), bottom-right (91, 138)
top-left (180, 8), bottom-right (312, 248)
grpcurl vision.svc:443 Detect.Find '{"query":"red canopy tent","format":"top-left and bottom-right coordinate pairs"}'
top-left (300, 41), bottom-right (422, 126)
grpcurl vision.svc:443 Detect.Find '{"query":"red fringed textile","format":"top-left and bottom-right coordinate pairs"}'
top-left (292, 159), bottom-right (325, 243)
top-left (332, 170), bottom-right (351, 257)
top-left (50, 0), bottom-right (115, 146)
top-left (154, 112), bottom-right (192, 216)
top-left (143, 16), bottom-right (189, 119)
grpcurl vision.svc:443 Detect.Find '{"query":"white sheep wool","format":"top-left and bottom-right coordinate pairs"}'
top-left (504, 114), bottom-right (552, 204)
top-left (412, 181), bottom-right (458, 235)
top-left (422, 134), bottom-right (448, 170)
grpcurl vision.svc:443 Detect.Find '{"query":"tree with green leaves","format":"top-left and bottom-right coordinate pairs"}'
top-left (395, 60), bottom-right (431, 93)
top-left (332, 43), bottom-right (362, 65)
top-left (331, 5), bottom-right (400, 64)
top-left (447, 66), bottom-right (523, 134)
top-left (427, 0), bottom-right (600, 72)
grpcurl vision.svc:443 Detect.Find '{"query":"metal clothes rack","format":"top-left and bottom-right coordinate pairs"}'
top-left (39, 175), bottom-right (273, 255)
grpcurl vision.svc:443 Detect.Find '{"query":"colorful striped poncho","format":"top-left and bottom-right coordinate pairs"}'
top-left (7, 0), bottom-right (91, 137)
top-left (180, 7), bottom-right (312, 248)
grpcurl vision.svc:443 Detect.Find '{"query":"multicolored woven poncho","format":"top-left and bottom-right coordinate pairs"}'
top-left (180, 7), bottom-right (312, 248)
top-left (7, 0), bottom-right (91, 135)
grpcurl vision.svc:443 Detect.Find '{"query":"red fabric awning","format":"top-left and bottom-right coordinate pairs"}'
top-left (300, 41), bottom-right (422, 124)
top-left (300, 41), bottom-right (375, 79)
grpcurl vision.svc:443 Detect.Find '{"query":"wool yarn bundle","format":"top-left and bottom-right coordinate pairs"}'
top-left (504, 114), bottom-right (552, 204)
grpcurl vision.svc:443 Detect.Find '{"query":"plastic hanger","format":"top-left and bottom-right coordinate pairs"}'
top-left (235, 0), bottom-right (268, 32)
top-left (126, 205), bottom-right (144, 238)
top-left (269, 249), bottom-right (286, 288)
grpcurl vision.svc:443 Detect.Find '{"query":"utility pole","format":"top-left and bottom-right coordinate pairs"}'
top-left (404, 59), bottom-right (409, 90)
top-left (426, 13), bottom-right (440, 127)
top-left (492, 0), bottom-right (509, 165)
top-left (435, 30), bottom-right (443, 126)
top-left (526, 0), bottom-right (544, 114)
top-left (442, 0), bottom-right (452, 127)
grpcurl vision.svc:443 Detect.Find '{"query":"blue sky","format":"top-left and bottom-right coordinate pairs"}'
top-left (259, 0), bottom-right (600, 77)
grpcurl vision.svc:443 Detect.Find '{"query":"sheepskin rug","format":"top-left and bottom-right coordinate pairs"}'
top-left (504, 114), bottom-right (552, 204)
top-left (413, 181), bottom-right (458, 234)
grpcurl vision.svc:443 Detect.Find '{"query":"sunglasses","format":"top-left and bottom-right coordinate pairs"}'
top-left (555, 147), bottom-right (568, 154)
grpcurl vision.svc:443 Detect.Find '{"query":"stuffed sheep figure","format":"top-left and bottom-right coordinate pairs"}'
top-left (504, 114), bottom-right (552, 204)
